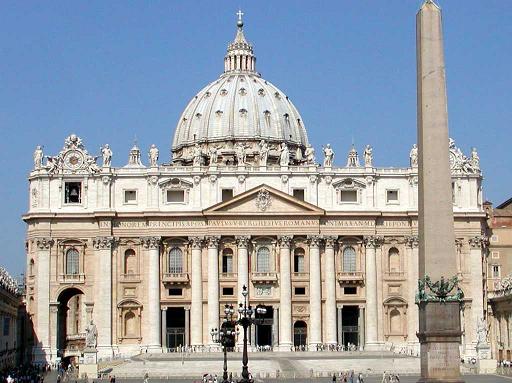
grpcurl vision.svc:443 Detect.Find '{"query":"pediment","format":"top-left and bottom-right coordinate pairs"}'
top-left (203, 184), bottom-right (325, 216)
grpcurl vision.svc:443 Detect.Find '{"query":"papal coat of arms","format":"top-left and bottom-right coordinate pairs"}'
top-left (255, 189), bottom-right (271, 212)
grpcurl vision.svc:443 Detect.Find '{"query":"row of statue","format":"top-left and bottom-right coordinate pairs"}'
top-left (33, 137), bottom-right (480, 173)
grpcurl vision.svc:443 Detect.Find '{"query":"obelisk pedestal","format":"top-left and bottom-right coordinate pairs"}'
top-left (416, 1), bottom-right (464, 382)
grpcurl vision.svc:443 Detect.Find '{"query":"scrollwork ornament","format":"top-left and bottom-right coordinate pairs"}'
top-left (324, 175), bottom-right (332, 185)
top-left (35, 237), bottom-right (54, 250)
top-left (146, 176), bottom-right (158, 186)
top-left (278, 235), bottom-right (292, 248)
top-left (102, 176), bottom-right (111, 185)
top-left (309, 175), bottom-right (318, 184)
top-left (255, 189), bottom-right (271, 212)
top-left (405, 235), bottom-right (419, 248)
top-left (193, 175), bottom-right (201, 185)
top-left (281, 175), bottom-right (289, 184)
top-left (324, 235), bottom-right (337, 248)
top-left (189, 236), bottom-right (203, 249)
top-left (209, 175), bottom-right (217, 183)
top-left (415, 274), bottom-right (464, 304)
top-left (235, 235), bottom-right (250, 248)
top-left (307, 235), bottom-right (322, 248)
top-left (469, 235), bottom-right (488, 249)
top-left (363, 235), bottom-right (383, 249)
top-left (206, 236), bottom-right (220, 249)
top-left (238, 175), bottom-right (246, 184)
top-left (141, 236), bottom-right (160, 249)
top-left (93, 236), bottom-right (115, 250)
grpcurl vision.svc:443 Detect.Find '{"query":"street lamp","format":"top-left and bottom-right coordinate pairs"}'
top-left (237, 285), bottom-right (266, 383)
top-left (211, 304), bottom-right (238, 383)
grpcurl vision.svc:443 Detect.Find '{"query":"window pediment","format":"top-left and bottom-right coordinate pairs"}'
top-left (332, 178), bottom-right (366, 190)
top-left (159, 177), bottom-right (193, 190)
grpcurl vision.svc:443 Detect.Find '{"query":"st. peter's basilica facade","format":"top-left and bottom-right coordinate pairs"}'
top-left (24, 15), bottom-right (487, 363)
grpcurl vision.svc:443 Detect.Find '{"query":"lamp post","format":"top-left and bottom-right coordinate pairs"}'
top-left (210, 304), bottom-right (238, 383)
top-left (237, 285), bottom-right (266, 383)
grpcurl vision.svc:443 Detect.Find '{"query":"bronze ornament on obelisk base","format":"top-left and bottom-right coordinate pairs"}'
top-left (416, 1), bottom-right (464, 382)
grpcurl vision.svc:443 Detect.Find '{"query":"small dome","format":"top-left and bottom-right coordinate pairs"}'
top-left (171, 13), bottom-right (309, 166)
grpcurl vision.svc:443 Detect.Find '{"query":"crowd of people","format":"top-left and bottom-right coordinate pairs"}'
top-left (332, 370), bottom-right (365, 383)
top-left (0, 364), bottom-right (49, 383)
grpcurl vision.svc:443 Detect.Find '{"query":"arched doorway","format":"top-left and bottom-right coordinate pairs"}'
top-left (57, 288), bottom-right (85, 354)
top-left (293, 320), bottom-right (307, 348)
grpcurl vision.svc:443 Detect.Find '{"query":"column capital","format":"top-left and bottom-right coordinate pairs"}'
top-left (405, 235), bottom-right (419, 248)
top-left (34, 237), bottom-right (54, 250)
top-left (277, 235), bottom-right (292, 248)
top-left (188, 236), bottom-right (204, 249)
top-left (469, 235), bottom-right (488, 249)
top-left (363, 235), bottom-right (383, 249)
top-left (324, 235), bottom-right (338, 248)
top-left (307, 235), bottom-right (322, 248)
top-left (235, 235), bottom-right (250, 248)
top-left (93, 236), bottom-right (116, 249)
top-left (141, 236), bottom-right (161, 249)
top-left (206, 236), bottom-right (221, 249)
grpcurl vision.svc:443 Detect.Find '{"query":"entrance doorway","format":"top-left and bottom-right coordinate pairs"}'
top-left (293, 321), bottom-right (307, 349)
top-left (166, 307), bottom-right (185, 349)
top-left (255, 306), bottom-right (273, 347)
top-left (341, 306), bottom-right (359, 349)
top-left (57, 288), bottom-right (85, 353)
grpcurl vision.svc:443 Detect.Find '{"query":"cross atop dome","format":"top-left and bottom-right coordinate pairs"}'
top-left (237, 9), bottom-right (244, 28)
top-left (224, 10), bottom-right (257, 74)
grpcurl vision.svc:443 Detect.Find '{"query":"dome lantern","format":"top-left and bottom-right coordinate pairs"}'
top-left (224, 10), bottom-right (257, 74)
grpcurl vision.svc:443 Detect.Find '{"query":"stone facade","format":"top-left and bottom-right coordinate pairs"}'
top-left (23, 13), bottom-right (487, 364)
top-left (0, 267), bottom-right (22, 368)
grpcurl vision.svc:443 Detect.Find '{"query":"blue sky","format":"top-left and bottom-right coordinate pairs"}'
top-left (0, 1), bottom-right (510, 276)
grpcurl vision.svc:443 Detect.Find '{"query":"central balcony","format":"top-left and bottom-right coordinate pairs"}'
top-left (251, 271), bottom-right (278, 284)
top-left (336, 271), bottom-right (365, 285)
top-left (59, 273), bottom-right (85, 284)
top-left (162, 272), bottom-right (190, 285)
top-left (384, 271), bottom-right (406, 281)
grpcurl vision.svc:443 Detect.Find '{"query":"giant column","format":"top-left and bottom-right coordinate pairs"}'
top-left (417, 1), bottom-right (464, 381)
top-left (141, 236), bottom-right (161, 350)
top-left (93, 236), bottom-right (115, 357)
top-left (364, 236), bottom-right (381, 350)
top-left (308, 235), bottom-right (322, 349)
top-left (469, 236), bottom-right (487, 347)
top-left (34, 237), bottom-right (53, 362)
top-left (406, 236), bottom-right (420, 350)
top-left (190, 236), bottom-right (204, 346)
top-left (236, 236), bottom-right (250, 348)
top-left (324, 236), bottom-right (338, 346)
top-left (207, 236), bottom-right (220, 349)
top-left (278, 236), bottom-right (292, 351)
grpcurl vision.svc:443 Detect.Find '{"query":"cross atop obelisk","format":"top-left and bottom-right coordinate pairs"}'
top-left (416, 1), bottom-right (464, 382)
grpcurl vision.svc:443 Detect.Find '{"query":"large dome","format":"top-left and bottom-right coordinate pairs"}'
top-left (171, 14), bottom-right (309, 166)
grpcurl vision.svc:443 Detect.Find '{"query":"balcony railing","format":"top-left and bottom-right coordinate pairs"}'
top-left (336, 271), bottom-right (365, 284)
top-left (162, 272), bottom-right (190, 285)
top-left (292, 272), bottom-right (309, 280)
top-left (384, 271), bottom-right (406, 280)
top-left (59, 273), bottom-right (85, 284)
top-left (220, 272), bottom-right (237, 280)
top-left (251, 272), bottom-right (278, 284)
top-left (120, 273), bottom-right (141, 282)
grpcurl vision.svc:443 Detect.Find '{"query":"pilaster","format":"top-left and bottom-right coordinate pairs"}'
top-left (189, 236), bottom-right (204, 346)
top-left (324, 236), bottom-right (338, 346)
top-left (307, 235), bottom-right (322, 349)
top-left (277, 235), bottom-right (292, 351)
top-left (34, 237), bottom-right (53, 363)
top-left (141, 236), bottom-right (161, 351)
top-left (206, 236), bottom-right (220, 348)
top-left (364, 235), bottom-right (382, 350)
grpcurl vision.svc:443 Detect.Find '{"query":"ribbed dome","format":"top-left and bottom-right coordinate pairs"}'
top-left (171, 12), bottom-right (309, 166)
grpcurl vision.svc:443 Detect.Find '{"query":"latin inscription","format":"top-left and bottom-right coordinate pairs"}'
top-left (322, 219), bottom-right (375, 227)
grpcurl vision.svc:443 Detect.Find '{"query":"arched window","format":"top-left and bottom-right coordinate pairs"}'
top-left (29, 259), bottom-right (35, 276)
top-left (256, 247), bottom-right (270, 272)
top-left (390, 308), bottom-right (401, 334)
top-left (222, 248), bottom-right (233, 273)
top-left (124, 311), bottom-right (137, 337)
top-left (343, 247), bottom-right (356, 272)
top-left (168, 247), bottom-right (183, 274)
top-left (388, 247), bottom-right (400, 272)
top-left (294, 248), bottom-right (305, 273)
top-left (124, 249), bottom-right (137, 275)
top-left (66, 249), bottom-right (79, 275)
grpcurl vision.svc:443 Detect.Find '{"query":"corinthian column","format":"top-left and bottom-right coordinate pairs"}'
top-left (406, 235), bottom-right (419, 349)
top-left (469, 236), bottom-right (487, 347)
top-left (236, 235), bottom-right (250, 348)
top-left (364, 235), bottom-right (381, 350)
top-left (324, 236), bottom-right (338, 346)
top-left (34, 237), bottom-right (53, 363)
top-left (189, 236), bottom-right (204, 346)
top-left (141, 236), bottom-right (161, 350)
top-left (308, 235), bottom-right (322, 349)
top-left (93, 236), bottom-right (115, 357)
top-left (207, 236), bottom-right (220, 348)
top-left (278, 235), bottom-right (292, 351)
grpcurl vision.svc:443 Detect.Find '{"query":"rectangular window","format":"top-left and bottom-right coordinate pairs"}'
top-left (386, 190), bottom-right (399, 204)
top-left (167, 190), bottom-right (185, 203)
top-left (124, 190), bottom-right (137, 204)
top-left (293, 189), bottom-right (305, 201)
top-left (344, 287), bottom-right (357, 295)
top-left (340, 190), bottom-right (357, 203)
top-left (64, 182), bottom-right (82, 204)
top-left (492, 251), bottom-right (500, 259)
top-left (3, 318), bottom-right (9, 336)
top-left (221, 189), bottom-right (234, 202)
top-left (294, 255), bottom-right (305, 273)
top-left (222, 287), bottom-right (234, 296)
top-left (294, 287), bottom-right (306, 295)
top-left (222, 255), bottom-right (233, 273)
top-left (492, 265), bottom-right (501, 278)
top-left (168, 288), bottom-right (183, 296)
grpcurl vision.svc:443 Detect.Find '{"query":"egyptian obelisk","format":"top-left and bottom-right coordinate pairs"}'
top-left (417, 1), bottom-right (464, 382)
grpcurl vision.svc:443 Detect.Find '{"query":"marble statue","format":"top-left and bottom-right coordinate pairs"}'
top-left (85, 320), bottom-right (98, 348)
top-left (364, 145), bottom-right (373, 167)
top-left (304, 144), bottom-right (316, 165)
top-left (259, 140), bottom-right (269, 166)
top-left (192, 143), bottom-right (203, 166)
top-left (476, 317), bottom-right (488, 344)
top-left (45, 156), bottom-right (61, 174)
top-left (235, 143), bottom-right (247, 165)
top-left (409, 144), bottom-right (418, 167)
top-left (470, 147), bottom-right (480, 171)
top-left (346, 146), bottom-right (360, 167)
top-left (279, 142), bottom-right (289, 166)
top-left (209, 145), bottom-right (219, 165)
top-left (33, 146), bottom-right (44, 170)
top-left (323, 144), bottom-right (334, 167)
top-left (101, 144), bottom-right (112, 167)
top-left (148, 144), bottom-right (159, 167)
top-left (295, 147), bottom-right (303, 162)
